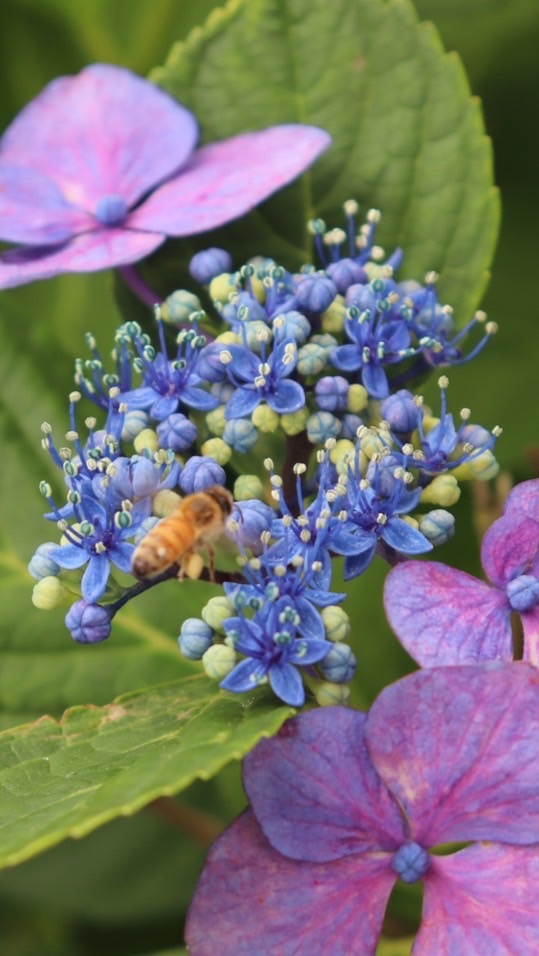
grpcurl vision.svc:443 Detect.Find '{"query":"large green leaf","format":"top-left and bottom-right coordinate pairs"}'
top-left (148, 0), bottom-right (499, 320)
top-left (0, 675), bottom-right (293, 868)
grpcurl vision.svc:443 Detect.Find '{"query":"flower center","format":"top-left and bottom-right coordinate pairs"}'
top-left (95, 195), bottom-right (128, 226)
top-left (391, 841), bottom-right (430, 883)
top-left (507, 574), bottom-right (539, 612)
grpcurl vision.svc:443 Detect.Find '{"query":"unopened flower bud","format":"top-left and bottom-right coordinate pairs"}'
top-left (234, 475), bottom-right (264, 501)
top-left (420, 474), bottom-right (461, 507)
top-left (65, 600), bottom-right (112, 644)
top-left (121, 410), bottom-right (150, 442)
top-left (179, 618), bottom-right (214, 659)
top-left (201, 597), bottom-right (234, 633)
top-left (200, 438), bottom-right (232, 465)
top-left (202, 644), bottom-right (237, 680)
top-left (418, 509), bottom-right (455, 546)
top-left (251, 404), bottom-right (280, 433)
top-left (32, 575), bottom-right (68, 610)
top-left (319, 643), bottom-right (356, 683)
top-left (161, 289), bottom-right (202, 326)
top-left (134, 428), bottom-right (160, 454)
top-left (321, 605), bottom-right (351, 643)
top-left (313, 680), bottom-right (351, 707)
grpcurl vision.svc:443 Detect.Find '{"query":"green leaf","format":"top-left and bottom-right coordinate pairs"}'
top-left (0, 676), bottom-right (293, 868)
top-left (149, 0), bottom-right (499, 320)
top-left (376, 938), bottom-right (415, 956)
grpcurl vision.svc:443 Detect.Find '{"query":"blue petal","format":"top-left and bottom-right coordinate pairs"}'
top-left (296, 597), bottom-right (325, 641)
top-left (382, 519), bottom-right (433, 555)
top-left (268, 379), bottom-right (305, 414)
top-left (434, 414), bottom-right (458, 456)
top-left (119, 386), bottom-right (157, 410)
top-left (330, 526), bottom-right (374, 557)
top-left (305, 587), bottom-right (347, 607)
top-left (224, 387), bottom-right (261, 420)
top-left (362, 363), bottom-right (389, 399)
top-left (225, 345), bottom-right (259, 379)
top-left (110, 541), bottom-right (136, 573)
top-left (181, 386), bottom-right (218, 411)
top-left (81, 554), bottom-right (111, 602)
top-left (221, 658), bottom-right (268, 693)
top-left (48, 542), bottom-right (88, 569)
top-left (268, 662), bottom-right (305, 706)
top-left (344, 545), bottom-right (376, 580)
top-left (150, 395), bottom-right (179, 421)
top-left (387, 322), bottom-right (411, 352)
top-left (289, 638), bottom-right (332, 665)
top-left (331, 344), bottom-right (360, 372)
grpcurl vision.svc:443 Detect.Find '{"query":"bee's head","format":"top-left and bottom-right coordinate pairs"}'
top-left (206, 486), bottom-right (234, 517)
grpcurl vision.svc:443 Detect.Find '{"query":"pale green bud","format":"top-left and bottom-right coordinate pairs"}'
top-left (200, 438), bottom-right (232, 465)
top-left (452, 450), bottom-right (500, 481)
top-left (321, 296), bottom-right (346, 334)
top-left (134, 428), bottom-right (160, 454)
top-left (348, 384), bottom-right (368, 413)
top-left (280, 408), bottom-right (310, 436)
top-left (313, 681), bottom-right (351, 707)
top-left (251, 404), bottom-right (280, 433)
top-left (321, 605), bottom-right (351, 643)
top-left (152, 489), bottom-right (181, 518)
top-left (296, 343), bottom-right (327, 376)
top-left (208, 273), bottom-right (239, 305)
top-left (202, 644), bottom-right (237, 680)
top-left (160, 290), bottom-right (202, 326)
top-left (330, 439), bottom-right (355, 472)
top-left (205, 405), bottom-right (227, 437)
top-left (215, 330), bottom-right (240, 345)
top-left (32, 576), bottom-right (69, 610)
top-left (202, 595), bottom-right (234, 633)
top-left (420, 474), bottom-right (461, 507)
top-left (234, 475), bottom-right (264, 501)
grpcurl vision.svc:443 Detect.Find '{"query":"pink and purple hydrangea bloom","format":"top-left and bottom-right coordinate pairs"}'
top-left (384, 479), bottom-right (539, 666)
top-left (0, 64), bottom-right (331, 288)
top-left (186, 664), bottom-right (539, 954)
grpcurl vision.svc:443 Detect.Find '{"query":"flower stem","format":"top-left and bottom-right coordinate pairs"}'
top-left (147, 796), bottom-right (222, 846)
top-left (108, 565), bottom-right (245, 620)
top-left (119, 264), bottom-right (162, 308)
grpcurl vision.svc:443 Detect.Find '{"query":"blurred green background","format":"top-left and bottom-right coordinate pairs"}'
top-left (0, 1), bottom-right (537, 953)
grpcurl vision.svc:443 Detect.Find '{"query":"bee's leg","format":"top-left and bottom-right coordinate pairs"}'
top-left (180, 551), bottom-right (205, 581)
top-left (207, 546), bottom-right (216, 583)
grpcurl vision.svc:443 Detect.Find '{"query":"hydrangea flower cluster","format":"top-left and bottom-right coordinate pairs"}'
top-left (29, 202), bottom-right (501, 708)
top-left (16, 59), bottom-right (536, 956)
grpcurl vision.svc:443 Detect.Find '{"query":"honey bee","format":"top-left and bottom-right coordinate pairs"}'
top-left (132, 485), bottom-right (234, 581)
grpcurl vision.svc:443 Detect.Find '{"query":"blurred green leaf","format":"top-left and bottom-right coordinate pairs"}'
top-left (148, 0), bottom-right (499, 320)
top-left (1, 0), bottom-right (222, 113)
top-left (376, 937), bottom-right (415, 955)
top-left (0, 675), bottom-right (293, 868)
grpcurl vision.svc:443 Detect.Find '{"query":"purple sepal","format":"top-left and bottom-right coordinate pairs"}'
top-left (366, 663), bottom-right (539, 847)
top-left (244, 708), bottom-right (404, 862)
top-left (416, 844), bottom-right (539, 955)
top-left (185, 809), bottom-right (395, 956)
top-left (384, 561), bottom-right (512, 665)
